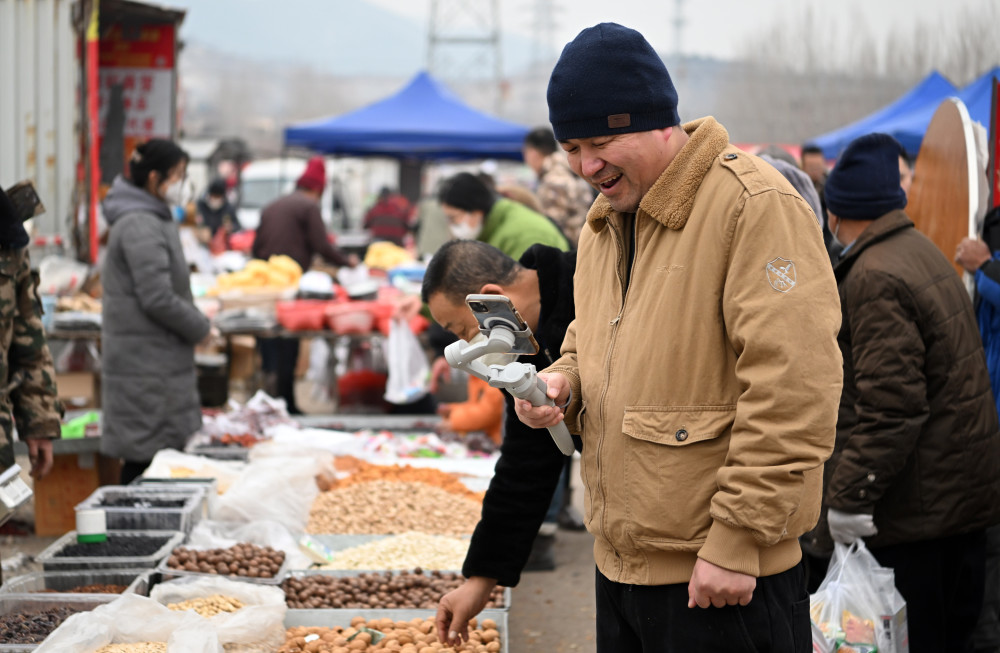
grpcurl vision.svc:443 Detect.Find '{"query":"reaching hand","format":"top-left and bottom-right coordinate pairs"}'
top-left (430, 356), bottom-right (452, 394)
top-left (687, 558), bottom-right (756, 608)
top-left (436, 576), bottom-right (498, 646)
top-left (513, 372), bottom-right (569, 428)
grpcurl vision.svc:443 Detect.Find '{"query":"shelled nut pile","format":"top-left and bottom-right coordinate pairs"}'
top-left (317, 463), bottom-right (484, 503)
top-left (166, 543), bottom-right (285, 578)
top-left (280, 616), bottom-right (502, 653)
top-left (94, 644), bottom-right (167, 653)
top-left (307, 482), bottom-right (481, 536)
top-left (317, 532), bottom-right (470, 571)
top-left (167, 594), bottom-right (247, 617)
top-left (283, 569), bottom-right (505, 610)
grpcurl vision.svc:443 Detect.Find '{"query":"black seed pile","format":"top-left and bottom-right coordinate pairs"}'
top-left (98, 497), bottom-right (187, 508)
top-left (0, 607), bottom-right (79, 643)
top-left (55, 535), bottom-right (170, 558)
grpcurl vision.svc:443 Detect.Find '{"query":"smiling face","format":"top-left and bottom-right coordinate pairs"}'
top-left (560, 128), bottom-right (674, 213)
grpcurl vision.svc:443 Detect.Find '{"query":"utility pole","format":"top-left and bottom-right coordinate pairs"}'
top-left (428, 0), bottom-right (505, 114)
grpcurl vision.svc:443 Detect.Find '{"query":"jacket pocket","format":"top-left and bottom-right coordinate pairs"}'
top-left (621, 406), bottom-right (735, 545)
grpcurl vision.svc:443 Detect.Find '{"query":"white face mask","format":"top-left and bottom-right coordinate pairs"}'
top-left (449, 221), bottom-right (482, 240)
top-left (207, 197), bottom-right (225, 211)
top-left (468, 332), bottom-right (520, 367)
top-left (163, 180), bottom-right (186, 207)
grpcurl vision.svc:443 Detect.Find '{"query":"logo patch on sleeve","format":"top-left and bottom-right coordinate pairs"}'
top-left (766, 257), bottom-right (797, 293)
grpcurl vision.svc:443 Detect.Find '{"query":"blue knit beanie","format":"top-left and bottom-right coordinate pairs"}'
top-left (547, 23), bottom-right (680, 141)
top-left (825, 133), bottom-right (908, 220)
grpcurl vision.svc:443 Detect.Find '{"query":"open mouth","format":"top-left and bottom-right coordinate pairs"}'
top-left (597, 174), bottom-right (622, 191)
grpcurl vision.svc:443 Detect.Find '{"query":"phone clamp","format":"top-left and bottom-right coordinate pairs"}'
top-left (444, 328), bottom-right (575, 456)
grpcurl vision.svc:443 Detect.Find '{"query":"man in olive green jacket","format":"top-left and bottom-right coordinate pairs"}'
top-left (512, 23), bottom-right (842, 653)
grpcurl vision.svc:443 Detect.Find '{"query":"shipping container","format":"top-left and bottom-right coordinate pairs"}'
top-left (0, 0), bottom-right (79, 242)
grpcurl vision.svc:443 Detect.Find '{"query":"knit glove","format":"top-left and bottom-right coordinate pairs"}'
top-left (827, 508), bottom-right (878, 544)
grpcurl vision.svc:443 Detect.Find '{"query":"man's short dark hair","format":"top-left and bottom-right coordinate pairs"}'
top-left (801, 144), bottom-right (824, 158)
top-left (524, 127), bottom-right (558, 156)
top-left (422, 240), bottom-right (520, 304)
top-left (437, 172), bottom-right (496, 214)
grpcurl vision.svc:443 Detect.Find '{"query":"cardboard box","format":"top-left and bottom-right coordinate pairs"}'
top-left (33, 453), bottom-right (100, 536)
top-left (55, 372), bottom-right (99, 409)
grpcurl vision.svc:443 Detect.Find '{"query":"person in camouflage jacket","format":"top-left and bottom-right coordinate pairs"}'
top-left (0, 188), bottom-right (61, 480)
top-left (522, 126), bottom-right (595, 247)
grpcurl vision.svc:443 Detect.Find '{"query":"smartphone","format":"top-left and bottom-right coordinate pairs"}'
top-left (4, 181), bottom-right (45, 222)
top-left (465, 294), bottom-right (539, 355)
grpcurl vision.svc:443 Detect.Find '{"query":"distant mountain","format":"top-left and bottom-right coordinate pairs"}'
top-left (176, 0), bottom-right (538, 77)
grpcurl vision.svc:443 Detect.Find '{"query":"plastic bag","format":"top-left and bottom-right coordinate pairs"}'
top-left (145, 449), bottom-right (246, 498)
top-left (213, 452), bottom-right (330, 533)
top-left (810, 541), bottom-right (909, 653)
top-left (149, 575), bottom-right (286, 650)
top-left (37, 255), bottom-right (91, 295)
top-left (185, 519), bottom-right (310, 570)
top-left (384, 318), bottom-right (430, 404)
top-left (35, 594), bottom-right (221, 653)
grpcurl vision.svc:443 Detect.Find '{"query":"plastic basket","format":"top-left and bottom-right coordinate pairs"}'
top-left (75, 486), bottom-right (204, 533)
top-left (326, 301), bottom-right (375, 335)
top-left (276, 299), bottom-right (334, 331)
top-left (0, 594), bottom-right (118, 651)
top-left (37, 530), bottom-right (185, 572)
top-left (0, 569), bottom-right (151, 598)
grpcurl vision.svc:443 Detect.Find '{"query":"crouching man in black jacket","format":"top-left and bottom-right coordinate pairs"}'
top-left (421, 240), bottom-right (579, 643)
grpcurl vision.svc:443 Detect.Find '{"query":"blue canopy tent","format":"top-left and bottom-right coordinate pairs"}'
top-left (807, 71), bottom-right (957, 159)
top-left (283, 71), bottom-right (529, 161)
top-left (890, 66), bottom-right (1000, 152)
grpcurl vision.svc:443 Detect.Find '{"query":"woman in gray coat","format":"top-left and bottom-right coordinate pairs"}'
top-left (101, 140), bottom-right (211, 484)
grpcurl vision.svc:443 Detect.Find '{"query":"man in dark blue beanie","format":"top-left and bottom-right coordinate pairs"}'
top-left (821, 132), bottom-right (1000, 653)
top-left (439, 22), bottom-right (845, 653)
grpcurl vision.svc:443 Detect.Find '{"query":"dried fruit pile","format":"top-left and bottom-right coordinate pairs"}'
top-left (55, 535), bottom-right (171, 558)
top-left (0, 607), bottom-right (80, 644)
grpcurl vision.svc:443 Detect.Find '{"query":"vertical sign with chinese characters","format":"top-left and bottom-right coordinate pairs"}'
top-left (98, 23), bottom-right (176, 143)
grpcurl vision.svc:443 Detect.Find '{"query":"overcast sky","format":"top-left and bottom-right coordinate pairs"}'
top-left (365, 0), bottom-right (963, 62)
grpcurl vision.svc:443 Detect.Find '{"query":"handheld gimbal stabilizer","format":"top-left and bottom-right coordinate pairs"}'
top-left (443, 313), bottom-right (575, 456)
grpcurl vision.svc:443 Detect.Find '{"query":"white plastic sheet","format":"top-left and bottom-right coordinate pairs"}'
top-left (149, 575), bottom-right (286, 650)
top-left (34, 594), bottom-right (221, 653)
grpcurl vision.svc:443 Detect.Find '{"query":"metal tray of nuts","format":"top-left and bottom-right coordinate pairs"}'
top-left (156, 552), bottom-right (292, 586)
top-left (283, 569), bottom-right (511, 611)
top-left (283, 608), bottom-right (508, 653)
top-left (0, 569), bottom-right (151, 599)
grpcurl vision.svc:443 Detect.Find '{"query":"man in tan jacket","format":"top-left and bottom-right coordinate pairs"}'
top-left (510, 23), bottom-right (843, 652)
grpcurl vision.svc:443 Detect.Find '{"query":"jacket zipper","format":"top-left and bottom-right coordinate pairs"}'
top-left (597, 216), bottom-right (631, 578)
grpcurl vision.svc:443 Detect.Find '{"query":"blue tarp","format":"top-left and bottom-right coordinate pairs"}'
top-left (888, 67), bottom-right (1000, 156)
top-left (808, 71), bottom-right (957, 159)
top-left (283, 72), bottom-right (529, 160)
top-left (810, 68), bottom-right (1000, 159)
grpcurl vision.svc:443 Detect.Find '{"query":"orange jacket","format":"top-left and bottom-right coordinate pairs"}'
top-left (447, 376), bottom-right (505, 445)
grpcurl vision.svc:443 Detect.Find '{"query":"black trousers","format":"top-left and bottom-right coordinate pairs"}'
top-left (119, 460), bottom-right (151, 485)
top-left (258, 337), bottom-right (300, 414)
top-left (870, 530), bottom-right (987, 653)
top-left (595, 563), bottom-right (811, 652)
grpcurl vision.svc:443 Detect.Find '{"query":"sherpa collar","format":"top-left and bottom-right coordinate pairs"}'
top-left (585, 117), bottom-right (730, 233)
